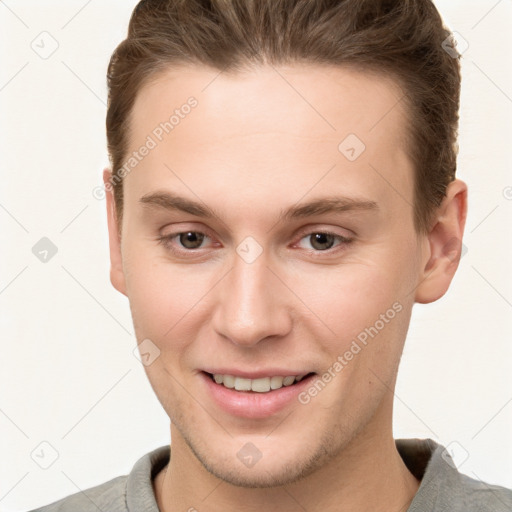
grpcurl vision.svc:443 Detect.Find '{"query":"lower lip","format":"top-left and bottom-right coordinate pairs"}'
top-left (200, 372), bottom-right (316, 419)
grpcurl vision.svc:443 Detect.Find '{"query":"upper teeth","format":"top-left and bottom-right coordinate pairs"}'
top-left (213, 374), bottom-right (306, 393)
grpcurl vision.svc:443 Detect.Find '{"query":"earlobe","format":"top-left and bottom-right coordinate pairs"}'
top-left (103, 168), bottom-right (127, 296)
top-left (414, 179), bottom-right (468, 304)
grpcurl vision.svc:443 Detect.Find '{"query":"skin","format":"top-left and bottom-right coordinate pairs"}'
top-left (103, 63), bottom-right (467, 512)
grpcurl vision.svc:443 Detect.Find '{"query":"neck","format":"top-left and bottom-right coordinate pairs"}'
top-left (155, 407), bottom-right (419, 512)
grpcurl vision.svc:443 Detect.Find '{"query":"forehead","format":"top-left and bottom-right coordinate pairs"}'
top-left (125, 63), bottom-right (413, 221)
top-left (131, 62), bottom-right (408, 143)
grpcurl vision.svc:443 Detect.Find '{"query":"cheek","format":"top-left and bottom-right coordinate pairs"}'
top-left (289, 253), bottom-right (415, 387)
top-left (299, 267), bottom-right (411, 409)
top-left (291, 261), bottom-right (406, 335)
top-left (123, 247), bottom-right (215, 342)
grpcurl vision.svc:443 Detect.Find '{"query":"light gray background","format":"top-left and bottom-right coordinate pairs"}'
top-left (1, 1), bottom-right (511, 510)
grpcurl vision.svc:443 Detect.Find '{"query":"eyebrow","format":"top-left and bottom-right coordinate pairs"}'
top-left (139, 191), bottom-right (378, 222)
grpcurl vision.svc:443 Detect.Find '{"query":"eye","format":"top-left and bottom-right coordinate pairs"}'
top-left (157, 231), bottom-right (211, 253)
top-left (296, 231), bottom-right (352, 252)
top-left (175, 231), bottom-right (206, 249)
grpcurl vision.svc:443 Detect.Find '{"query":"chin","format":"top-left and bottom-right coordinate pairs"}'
top-left (178, 421), bottom-right (343, 488)
top-left (202, 453), bottom-right (326, 488)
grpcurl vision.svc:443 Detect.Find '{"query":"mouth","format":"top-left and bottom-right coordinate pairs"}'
top-left (200, 369), bottom-right (318, 418)
top-left (204, 371), bottom-right (316, 393)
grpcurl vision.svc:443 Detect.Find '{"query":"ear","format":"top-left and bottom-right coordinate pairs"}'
top-left (415, 179), bottom-right (468, 304)
top-left (103, 168), bottom-right (127, 296)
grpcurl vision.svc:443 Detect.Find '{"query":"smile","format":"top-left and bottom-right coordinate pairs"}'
top-left (208, 373), bottom-right (311, 393)
top-left (200, 370), bottom-right (317, 418)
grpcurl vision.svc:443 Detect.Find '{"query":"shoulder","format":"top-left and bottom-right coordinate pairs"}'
top-left (457, 472), bottom-right (512, 512)
top-left (26, 475), bottom-right (128, 512)
top-left (397, 438), bottom-right (512, 512)
top-left (26, 445), bottom-right (170, 512)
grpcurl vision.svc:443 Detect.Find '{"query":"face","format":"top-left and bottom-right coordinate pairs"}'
top-left (105, 64), bottom-right (446, 487)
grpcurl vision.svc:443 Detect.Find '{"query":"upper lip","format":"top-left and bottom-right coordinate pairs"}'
top-left (202, 369), bottom-right (314, 379)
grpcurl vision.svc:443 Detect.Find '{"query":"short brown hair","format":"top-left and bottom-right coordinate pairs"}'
top-left (106, 0), bottom-right (461, 233)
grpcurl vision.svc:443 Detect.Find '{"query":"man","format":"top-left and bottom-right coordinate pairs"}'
top-left (30, 0), bottom-right (512, 511)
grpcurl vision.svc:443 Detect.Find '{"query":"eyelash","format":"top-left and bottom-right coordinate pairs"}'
top-left (156, 229), bottom-right (353, 257)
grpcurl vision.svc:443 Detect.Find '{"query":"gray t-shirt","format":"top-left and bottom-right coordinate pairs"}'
top-left (28, 438), bottom-right (512, 511)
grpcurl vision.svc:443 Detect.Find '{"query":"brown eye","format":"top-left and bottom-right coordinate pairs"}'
top-left (309, 233), bottom-right (336, 251)
top-left (178, 232), bottom-right (205, 249)
top-left (295, 230), bottom-right (352, 255)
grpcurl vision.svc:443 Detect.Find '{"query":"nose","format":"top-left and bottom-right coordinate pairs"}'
top-left (211, 251), bottom-right (293, 347)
